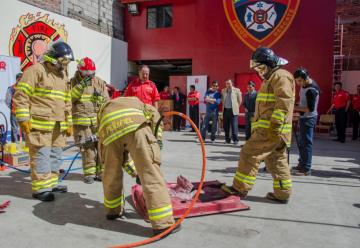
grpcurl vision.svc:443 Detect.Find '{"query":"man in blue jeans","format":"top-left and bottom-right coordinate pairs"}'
top-left (5, 73), bottom-right (23, 142)
top-left (201, 81), bottom-right (221, 143)
top-left (292, 68), bottom-right (320, 176)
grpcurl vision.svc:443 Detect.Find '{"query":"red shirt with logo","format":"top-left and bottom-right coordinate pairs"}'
top-left (333, 89), bottom-right (350, 109)
top-left (352, 94), bottom-right (360, 110)
top-left (159, 91), bottom-right (171, 100)
top-left (187, 91), bottom-right (200, 106)
top-left (124, 79), bottom-right (160, 105)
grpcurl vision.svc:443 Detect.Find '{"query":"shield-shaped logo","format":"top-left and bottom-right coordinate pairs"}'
top-left (223, 0), bottom-right (301, 50)
top-left (9, 13), bottom-right (68, 70)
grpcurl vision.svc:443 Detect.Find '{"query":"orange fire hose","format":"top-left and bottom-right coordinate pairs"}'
top-left (110, 111), bottom-right (206, 248)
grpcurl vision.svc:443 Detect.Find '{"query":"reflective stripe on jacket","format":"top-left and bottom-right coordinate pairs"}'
top-left (98, 97), bottom-right (162, 146)
top-left (13, 62), bottom-right (72, 131)
top-left (252, 69), bottom-right (295, 147)
top-left (70, 72), bottom-right (110, 126)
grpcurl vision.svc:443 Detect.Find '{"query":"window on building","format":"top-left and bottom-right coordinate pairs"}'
top-left (147, 5), bottom-right (172, 29)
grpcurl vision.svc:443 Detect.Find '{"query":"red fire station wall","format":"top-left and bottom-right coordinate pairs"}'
top-left (125, 0), bottom-right (336, 114)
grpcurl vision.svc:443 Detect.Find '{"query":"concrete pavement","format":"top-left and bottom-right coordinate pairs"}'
top-left (1, 130), bottom-right (359, 248)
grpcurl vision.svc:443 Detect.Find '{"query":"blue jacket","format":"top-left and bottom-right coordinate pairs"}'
top-left (204, 90), bottom-right (221, 112)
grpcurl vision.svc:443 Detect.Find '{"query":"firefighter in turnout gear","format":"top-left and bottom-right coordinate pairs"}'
top-left (70, 57), bottom-right (110, 184)
top-left (98, 97), bottom-right (179, 236)
top-left (13, 41), bottom-right (74, 202)
top-left (226, 47), bottom-right (295, 203)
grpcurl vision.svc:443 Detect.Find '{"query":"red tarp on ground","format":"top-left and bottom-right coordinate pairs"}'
top-left (131, 181), bottom-right (249, 221)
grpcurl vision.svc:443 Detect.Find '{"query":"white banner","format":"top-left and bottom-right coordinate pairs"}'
top-left (186, 75), bottom-right (208, 126)
top-left (0, 55), bottom-right (20, 138)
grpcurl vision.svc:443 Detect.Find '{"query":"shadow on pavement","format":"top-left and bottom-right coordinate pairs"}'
top-left (60, 172), bottom-right (85, 182)
top-left (207, 151), bottom-right (239, 162)
top-left (210, 167), bottom-right (237, 174)
top-left (0, 171), bottom-right (33, 200)
top-left (242, 195), bottom-right (285, 205)
top-left (32, 192), bottom-right (151, 237)
top-left (207, 155), bottom-right (239, 162)
top-left (311, 166), bottom-right (360, 180)
top-left (166, 139), bottom-right (197, 143)
top-left (224, 213), bottom-right (360, 229)
top-left (0, 172), bottom-right (152, 237)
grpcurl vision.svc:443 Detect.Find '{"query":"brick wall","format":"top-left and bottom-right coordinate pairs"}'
top-left (20, 0), bottom-right (62, 13)
top-left (337, 0), bottom-right (360, 70)
top-left (19, 0), bottom-right (125, 40)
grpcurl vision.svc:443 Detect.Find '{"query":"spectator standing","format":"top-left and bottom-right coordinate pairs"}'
top-left (292, 68), bottom-right (320, 176)
top-left (351, 85), bottom-right (360, 140)
top-left (243, 81), bottom-right (257, 141)
top-left (171, 87), bottom-right (186, 131)
top-left (221, 79), bottom-right (242, 144)
top-left (5, 73), bottom-right (23, 142)
top-left (160, 86), bottom-right (171, 100)
top-left (124, 65), bottom-right (160, 108)
top-left (187, 85), bottom-right (200, 131)
top-left (201, 81), bottom-right (221, 143)
top-left (327, 82), bottom-right (350, 143)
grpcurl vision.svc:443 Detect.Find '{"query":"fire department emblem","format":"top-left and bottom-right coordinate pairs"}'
top-left (223, 0), bottom-right (301, 50)
top-left (9, 13), bottom-right (68, 70)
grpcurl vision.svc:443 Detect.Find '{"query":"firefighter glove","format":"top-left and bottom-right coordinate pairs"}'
top-left (19, 121), bottom-right (31, 134)
top-left (66, 126), bottom-right (73, 137)
top-left (79, 77), bottom-right (92, 88)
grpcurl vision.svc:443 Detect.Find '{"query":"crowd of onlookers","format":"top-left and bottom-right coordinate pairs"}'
top-left (156, 78), bottom-right (360, 145)
top-left (157, 79), bottom-right (258, 144)
top-left (8, 64), bottom-right (358, 147)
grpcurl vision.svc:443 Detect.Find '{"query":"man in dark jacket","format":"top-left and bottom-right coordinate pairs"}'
top-left (171, 87), bottom-right (186, 131)
top-left (243, 81), bottom-right (257, 141)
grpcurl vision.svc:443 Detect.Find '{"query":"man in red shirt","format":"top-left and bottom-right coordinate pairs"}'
top-left (187, 85), bottom-right (200, 131)
top-left (159, 86), bottom-right (171, 100)
top-left (124, 65), bottom-right (160, 108)
top-left (327, 82), bottom-right (350, 143)
top-left (351, 85), bottom-right (360, 140)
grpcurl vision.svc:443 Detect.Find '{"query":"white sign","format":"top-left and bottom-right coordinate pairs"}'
top-left (0, 55), bottom-right (20, 136)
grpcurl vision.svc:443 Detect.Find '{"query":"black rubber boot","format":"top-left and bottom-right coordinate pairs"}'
top-left (32, 192), bottom-right (55, 202)
top-left (84, 177), bottom-right (95, 184)
top-left (52, 185), bottom-right (68, 193)
top-left (266, 192), bottom-right (289, 204)
top-left (106, 211), bottom-right (125, 220)
top-left (221, 184), bottom-right (248, 197)
top-left (94, 176), bottom-right (102, 182)
top-left (152, 224), bottom-right (182, 238)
